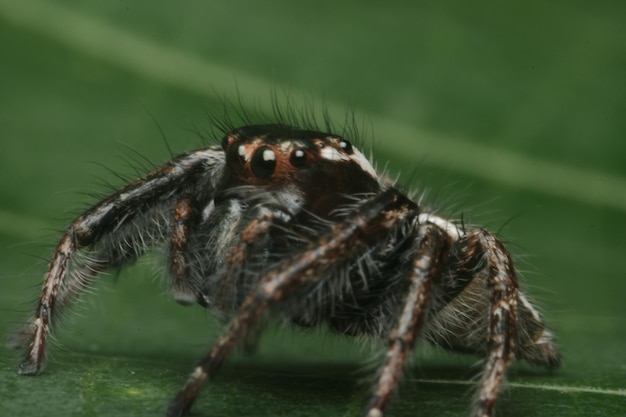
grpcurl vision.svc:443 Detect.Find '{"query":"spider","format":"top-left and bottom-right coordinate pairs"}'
top-left (12, 121), bottom-right (560, 417)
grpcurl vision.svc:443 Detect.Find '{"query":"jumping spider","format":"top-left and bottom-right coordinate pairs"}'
top-left (13, 122), bottom-right (560, 416)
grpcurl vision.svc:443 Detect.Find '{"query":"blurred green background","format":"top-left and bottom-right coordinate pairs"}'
top-left (1, 1), bottom-right (624, 416)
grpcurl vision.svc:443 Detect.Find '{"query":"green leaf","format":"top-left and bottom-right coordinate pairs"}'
top-left (1, 1), bottom-right (625, 416)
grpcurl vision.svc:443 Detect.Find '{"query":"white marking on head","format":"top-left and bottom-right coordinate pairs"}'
top-left (320, 146), bottom-right (350, 162)
top-left (318, 140), bottom-right (378, 180)
top-left (279, 141), bottom-right (294, 152)
top-left (351, 148), bottom-right (378, 179)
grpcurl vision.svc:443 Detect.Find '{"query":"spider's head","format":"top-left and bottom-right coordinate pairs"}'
top-left (220, 124), bottom-right (381, 217)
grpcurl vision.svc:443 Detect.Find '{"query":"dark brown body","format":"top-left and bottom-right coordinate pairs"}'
top-left (13, 123), bottom-right (560, 417)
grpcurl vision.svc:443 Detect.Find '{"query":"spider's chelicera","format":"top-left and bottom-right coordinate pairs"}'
top-left (13, 123), bottom-right (560, 417)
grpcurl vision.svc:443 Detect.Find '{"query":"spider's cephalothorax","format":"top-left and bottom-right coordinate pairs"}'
top-left (13, 123), bottom-right (560, 417)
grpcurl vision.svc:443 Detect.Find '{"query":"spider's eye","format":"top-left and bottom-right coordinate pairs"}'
top-left (289, 149), bottom-right (307, 167)
top-left (251, 146), bottom-right (277, 179)
top-left (339, 139), bottom-right (354, 155)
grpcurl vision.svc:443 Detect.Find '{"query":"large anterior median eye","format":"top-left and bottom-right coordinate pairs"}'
top-left (251, 146), bottom-right (277, 179)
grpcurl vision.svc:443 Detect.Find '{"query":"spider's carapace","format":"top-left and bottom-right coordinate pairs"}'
top-left (220, 124), bottom-right (381, 219)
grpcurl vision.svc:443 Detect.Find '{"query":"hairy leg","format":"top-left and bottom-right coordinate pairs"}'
top-left (466, 230), bottom-right (519, 417)
top-left (167, 189), bottom-right (417, 417)
top-left (16, 147), bottom-right (224, 375)
top-left (365, 224), bottom-right (449, 417)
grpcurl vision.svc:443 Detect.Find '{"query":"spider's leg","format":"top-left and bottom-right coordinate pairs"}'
top-left (169, 196), bottom-right (200, 304)
top-left (8, 250), bottom-right (112, 353)
top-left (16, 147), bottom-right (224, 375)
top-left (465, 229), bottom-right (519, 417)
top-left (365, 223), bottom-right (449, 417)
top-left (166, 189), bottom-right (417, 417)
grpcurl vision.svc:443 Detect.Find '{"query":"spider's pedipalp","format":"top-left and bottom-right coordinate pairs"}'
top-left (169, 196), bottom-right (198, 305)
top-left (209, 210), bottom-right (279, 316)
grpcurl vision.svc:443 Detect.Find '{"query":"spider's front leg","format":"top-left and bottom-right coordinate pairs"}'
top-left (167, 189), bottom-right (417, 417)
top-left (365, 223), bottom-right (450, 417)
top-left (13, 147), bottom-right (224, 375)
top-left (465, 229), bottom-right (519, 417)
